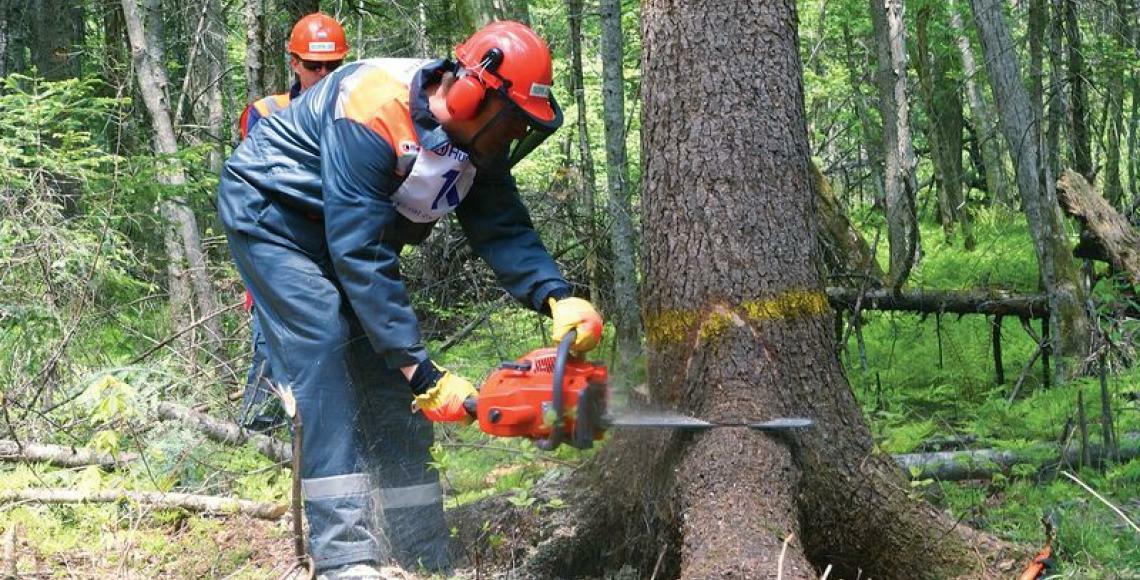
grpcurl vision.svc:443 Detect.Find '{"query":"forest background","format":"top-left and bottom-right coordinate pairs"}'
top-left (1, 0), bottom-right (1139, 577)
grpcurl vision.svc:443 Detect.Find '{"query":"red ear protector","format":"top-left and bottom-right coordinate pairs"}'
top-left (446, 48), bottom-right (505, 120)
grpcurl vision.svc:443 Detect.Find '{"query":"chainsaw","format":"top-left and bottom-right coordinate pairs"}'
top-left (462, 330), bottom-right (814, 450)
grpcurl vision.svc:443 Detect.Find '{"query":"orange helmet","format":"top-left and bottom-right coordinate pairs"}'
top-left (453, 21), bottom-right (559, 128)
top-left (288, 13), bottom-right (348, 61)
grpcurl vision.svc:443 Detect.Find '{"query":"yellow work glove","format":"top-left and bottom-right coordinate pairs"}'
top-left (548, 297), bottom-right (604, 354)
top-left (409, 360), bottom-right (477, 423)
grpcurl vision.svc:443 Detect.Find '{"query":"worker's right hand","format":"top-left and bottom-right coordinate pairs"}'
top-left (408, 360), bottom-right (477, 423)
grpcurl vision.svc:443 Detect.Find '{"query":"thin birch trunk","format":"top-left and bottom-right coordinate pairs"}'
top-left (600, 0), bottom-right (642, 391)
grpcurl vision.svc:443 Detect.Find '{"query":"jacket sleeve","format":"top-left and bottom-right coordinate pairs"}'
top-left (456, 169), bottom-right (571, 314)
top-left (321, 118), bottom-right (428, 368)
top-left (238, 103), bottom-right (263, 141)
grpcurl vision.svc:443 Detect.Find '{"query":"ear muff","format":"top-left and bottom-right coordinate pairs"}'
top-left (445, 73), bottom-right (486, 120)
top-left (445, 48), bottom-right (506, 121)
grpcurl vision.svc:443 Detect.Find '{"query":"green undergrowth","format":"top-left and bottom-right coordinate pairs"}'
top-left (847, 207), bottom-right (1140, 576)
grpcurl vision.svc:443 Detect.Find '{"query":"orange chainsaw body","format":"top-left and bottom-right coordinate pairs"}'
top-left (475, 347), bottom-right (609, 448)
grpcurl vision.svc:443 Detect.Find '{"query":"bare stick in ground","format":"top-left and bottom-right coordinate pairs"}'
top-left (276, 386), bottom-right (313, 579)
top-left (0, 489), bottom-right (285, 520)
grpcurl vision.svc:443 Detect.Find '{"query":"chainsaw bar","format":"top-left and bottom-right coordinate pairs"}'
top-left (604, 413), bottom-right (814, 432)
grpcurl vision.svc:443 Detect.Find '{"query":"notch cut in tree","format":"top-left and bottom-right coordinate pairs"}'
top-left (494, 2), bottom-right (1008, 578)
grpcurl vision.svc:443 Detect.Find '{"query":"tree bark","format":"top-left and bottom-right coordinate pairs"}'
top-left (948, 0), bottom-right (1009, 206)
top-left (565, 0), bottom-right (599, 305)
top-left (122, 0), bottom-right (222, 360)
top-left (970, 0), bottom-right (1091, 376)
top-left (599, 0), bottom-right (643, 392)
top-left (0, 488), bottom-right (287, 520)
top-left (1065, 0), bottom-right (1093, 180)
top-left (870, 0), bottom-right (921, 288)
top-left (517, 2), bottom-right (996, 578)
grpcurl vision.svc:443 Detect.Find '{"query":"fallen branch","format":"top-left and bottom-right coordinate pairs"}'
top-left (0, 488), bottom-right (286, 520)
top-left (156, 402), bottom-right (290, 464)
top-left (0, 440), bottom-right (136, 469)
top-left (896, 433), bottom-right (1140, 481)
top-left (826, 287), bottom-right (1048, 318)
top-left (1060, 471), bottom-right (1140, 535)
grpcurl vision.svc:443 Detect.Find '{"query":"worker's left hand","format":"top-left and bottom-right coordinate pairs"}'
top-left (549, 297), bottom-right (603, 354)
top-left (409, 360), bottom-right (477, 423)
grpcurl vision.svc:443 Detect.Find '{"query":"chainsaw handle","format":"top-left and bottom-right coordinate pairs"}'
top-left (534, 329), bottom-right (576, 451)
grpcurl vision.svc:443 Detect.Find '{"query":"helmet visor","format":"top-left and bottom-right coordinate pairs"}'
top-left (508, 92), bottom-right (562, 168)
top-left (465, 92), bottom-right (563, 171)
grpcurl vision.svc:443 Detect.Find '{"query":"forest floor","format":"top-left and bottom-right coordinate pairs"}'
top-left (2, 208), bottom-right (1139, 578)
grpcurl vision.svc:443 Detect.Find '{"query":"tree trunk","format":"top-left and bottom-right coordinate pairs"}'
top-left (0, 0), bottom-right (28, 78)
top-left (455, 0), bottom-right (517, 30)
top-left (870, 0), bottom-right (921, 288)
top-left (1047, 0), bottom-right (1067, 179)
top-left (914, 5), bottom-right (973, 249)
top-left (840, 23), bottom-right (886, 206)
top-left (30, 0), bottom-right (83, 81)
top-left (565, 0), bottom-right (599, 304)
top-left (243, 0), bottom-right (268, 100)
top-left (1131, 0), bottom-right (1140, 206)
top-left (970, 0), bottom-right (1091, 376)
top-left (518, 2), bottom-right (999, 578)
top-left (202, 0), bottom-right (226, 171)
top-left (122, 0), bottom-right (222, 360)
top-left (1065, 0), bottom-right (1093, 180)
top-left (948, 0), bottom-right (1009, 206)
top-left (599, 0), bottom-right (642, 392)
top-left (1104, 0), bottom-right (1130, 207)
top-left (0, 0), bottom-right (11, 78)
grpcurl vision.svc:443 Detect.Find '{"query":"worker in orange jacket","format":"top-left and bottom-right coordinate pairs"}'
top-left (236, 13), bottom-right (349, 432)
top-left (219, 21), bottom-right (602, 579)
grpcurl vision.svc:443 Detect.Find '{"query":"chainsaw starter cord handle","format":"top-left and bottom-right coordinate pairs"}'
top-left (535, 328), bottom-right (576, 450)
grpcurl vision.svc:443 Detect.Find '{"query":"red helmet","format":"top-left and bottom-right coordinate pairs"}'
top-left (453, 21), bottom-right (558, 128)
top-left (288, 13), bottom-right (348, 61)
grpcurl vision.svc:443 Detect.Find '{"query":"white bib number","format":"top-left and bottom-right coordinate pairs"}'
top-left (391, 142), bottom-right (476, 223)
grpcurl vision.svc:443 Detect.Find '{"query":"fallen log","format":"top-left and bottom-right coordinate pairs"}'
top-left (0, 488), bottom-right (286, 520)
top-left (1056, 169), bottom-right (1140, 285)
top-left (156, 402), bottom-right (290, 464)
top-left (0, 440), bottom-right (136, 469)
top-left (895, 433), bottom-right (1140, 481)
top-left (826, 287), bottom-right (1048, 318)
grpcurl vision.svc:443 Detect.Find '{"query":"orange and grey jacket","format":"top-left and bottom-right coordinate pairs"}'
top-left (238, 82), bottom-right (302, 140)
top-left (218, 59), bottom-right (570, 367)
